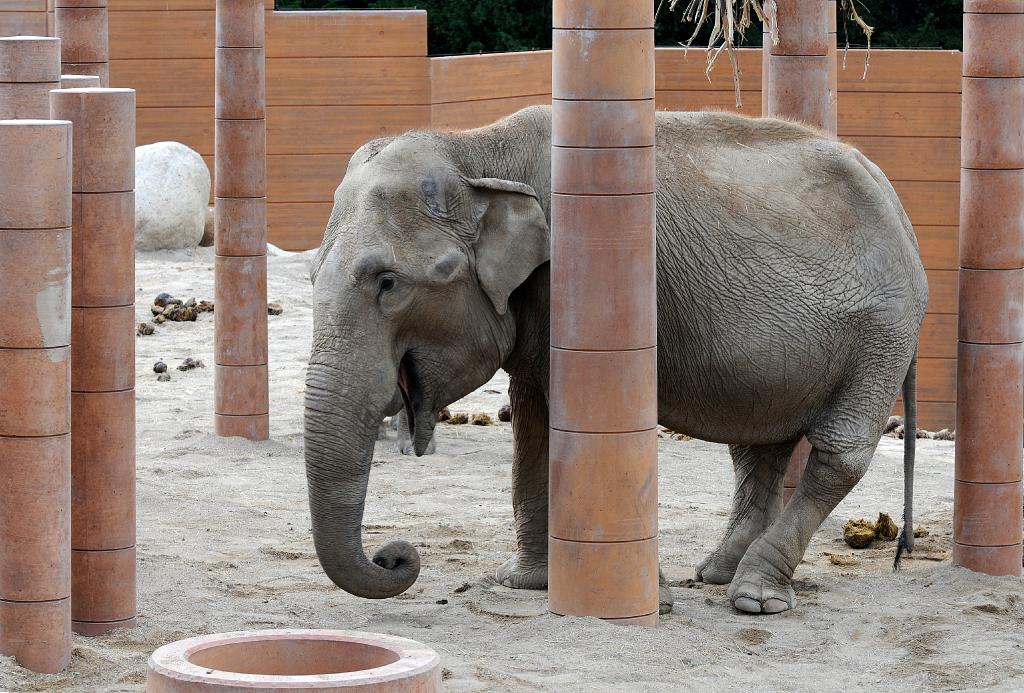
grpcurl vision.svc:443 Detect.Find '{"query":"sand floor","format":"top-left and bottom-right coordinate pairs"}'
top-left (2, 249), bottom-right (1022, 692)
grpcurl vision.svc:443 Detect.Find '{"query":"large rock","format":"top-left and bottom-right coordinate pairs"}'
top-left (135, 142), bottom-right (211, 251)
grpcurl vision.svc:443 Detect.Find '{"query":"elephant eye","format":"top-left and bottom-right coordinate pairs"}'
top-left (377, 274), bottom-right (396, 295)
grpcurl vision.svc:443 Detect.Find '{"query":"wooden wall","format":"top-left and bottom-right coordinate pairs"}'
top-left (0, 0), bottom-right (48, 36)
top-left (106, 1), bottom-right (429, 251)
top-left (8, 5), bottom-right (960, 428)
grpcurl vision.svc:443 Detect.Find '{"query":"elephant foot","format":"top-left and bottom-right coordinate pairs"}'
top-left (726, 564), bottom-right (795, 615)
top-left (496, 556), bottom-right (547, 590)
top-left (659, 583), bottom-right (674, 615)
top-left (695, 547), bottom-right (743, 585)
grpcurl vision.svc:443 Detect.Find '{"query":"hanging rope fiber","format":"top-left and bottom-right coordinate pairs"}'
top-left (664, 0), bottom-right (873, 106)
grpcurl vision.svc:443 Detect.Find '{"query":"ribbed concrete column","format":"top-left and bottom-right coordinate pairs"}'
top-left (762, 0), bottom-right (831, 503)
top-left (0, 119), bottom-right (73, 673)
top-left (0, 36), bottom-right (60, 119)
top-left (953, 0), bottom-right (1024, 576)
top-left (214, 0), bottom-right (269, 441)
top-left (764, 0), bottom-right (830, 126)
top-left (548, 0), bottom-right (659, 626)
top-left (53, 0), bottom-right (108, 87)
top-left (50, 87), bottom-right (138, 634)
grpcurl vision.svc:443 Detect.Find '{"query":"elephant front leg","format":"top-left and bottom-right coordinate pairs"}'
top-left (496, 383), bottom-right (549, 590)
top-left (696, 442), bottom-right (793, 585)
top-left (728, 443), bottom-right (874, 614)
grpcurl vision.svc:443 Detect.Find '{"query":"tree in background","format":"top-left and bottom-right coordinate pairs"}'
top-left (274, 1), bottom-right (962, 54)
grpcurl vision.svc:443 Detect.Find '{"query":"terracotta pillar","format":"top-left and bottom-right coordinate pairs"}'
top-left (762, 0), bottom-right (831, 503)
top-left (0, 119), bottom-right (73, 673)
top-left (548, 0), bottom-right (659, 626)
top-left (214, 0), bottom-right (269, 440)
top-left (764, 0), bottom-right (830, 126)
top-left (53, 0), bottom-right (108, 87)
top-left (50, 87), bottom-right (138, 634)
top-left (0, 36), bottom-right (61, 119)
top-left (953, 0), bottom-right (1024, 576)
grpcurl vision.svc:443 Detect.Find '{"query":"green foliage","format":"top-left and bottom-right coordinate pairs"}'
top-left (850, 0), bottom-right (962, 51)
top-left (274, 1), bottom-right (963, 54)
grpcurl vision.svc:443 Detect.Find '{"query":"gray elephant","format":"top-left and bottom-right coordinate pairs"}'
top-left (303, 106), bottom-right (928, 615)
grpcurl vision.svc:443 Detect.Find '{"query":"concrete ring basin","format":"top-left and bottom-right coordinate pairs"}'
top-left (146, 629), bottom-right (442, 692)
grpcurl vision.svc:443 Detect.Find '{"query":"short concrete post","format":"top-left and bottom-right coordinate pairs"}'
top-left (50, 86), bottom-right (138, 634)
top-left (214, 0), bottom-right (270, 440)
top-left (0, 119), bottom-right (73, 673)
top-left (548, 0), bottom-right (660, 625)
top-left (54, 0), bottom-right (108, 87)
top-left (0, 36), bottom-right (61, 119)
top-left (953, 0), bottom-right (1024, 576)
top-left (60, 73), bottom-right (100, 88)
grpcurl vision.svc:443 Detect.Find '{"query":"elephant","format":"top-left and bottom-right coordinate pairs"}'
top-left (378, 393), bottom-right (434, 456)
top-left (303, 105), bottom-right (928, 615)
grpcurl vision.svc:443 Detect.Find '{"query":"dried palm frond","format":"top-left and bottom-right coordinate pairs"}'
top-left (665, 0), bottom-right (873, 107)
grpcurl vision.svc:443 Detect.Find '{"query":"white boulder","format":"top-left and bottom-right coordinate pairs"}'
top-left (135, 142), bottom-right (211, 251)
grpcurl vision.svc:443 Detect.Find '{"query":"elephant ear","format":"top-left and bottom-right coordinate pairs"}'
top-left (466, 177), bottom-right (550, 315)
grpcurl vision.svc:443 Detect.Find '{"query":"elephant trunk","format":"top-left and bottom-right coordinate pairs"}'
top-left (304, 359), bottom-right (420, 599)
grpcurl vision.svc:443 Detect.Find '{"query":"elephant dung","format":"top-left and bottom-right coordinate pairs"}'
top-left (875, 513), bottom-right (899, 542)
top-left (843, 519), bottom-right (877, 549)
top-left (470, 413), bottom-right (493, 426)
top-left (824, 552), bottom-right (859, 567)
top-left (447, 413), bottom-right (469, 425)
top-left (497, 403), bottom-right (511, 422)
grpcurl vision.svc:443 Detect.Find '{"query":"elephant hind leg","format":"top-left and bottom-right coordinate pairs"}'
top-left (728, 442), bottom-right (875, 614)
top-left (696, 441), bottom-right (795, 585)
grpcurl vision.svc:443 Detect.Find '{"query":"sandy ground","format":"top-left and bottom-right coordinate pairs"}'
top-left (2, 248), bottom-right (1022, 692)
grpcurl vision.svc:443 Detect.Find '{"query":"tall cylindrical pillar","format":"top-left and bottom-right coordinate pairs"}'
top-left (0, 36), bottom-right (61, 119)
top-left (214, 0), bottom-right (269, 441)
top-left (53, 0), bottom-right (108, 87)
top-left (764, 0), bottom-right (830, 126)
top-left (0, 119), bottom-right (73, 674)
top-left (953, 0), bottom-right (1024, 577)
top-left (548, 0), bottom-right (659, 626)
top-left (50, 87), bottom-right (138, 633)
top-left (762, 0), bottom-right (831, 504)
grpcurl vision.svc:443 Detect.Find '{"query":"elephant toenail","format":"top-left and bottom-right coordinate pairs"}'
top-left (733, 597), bottom-right (763, 614)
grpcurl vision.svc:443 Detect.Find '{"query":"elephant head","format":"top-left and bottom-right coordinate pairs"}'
top-left (304, 133), bottom-right (550, 599)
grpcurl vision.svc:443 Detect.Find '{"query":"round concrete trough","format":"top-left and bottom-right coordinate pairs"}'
top-left (146, 629), bottom-right (442, 692)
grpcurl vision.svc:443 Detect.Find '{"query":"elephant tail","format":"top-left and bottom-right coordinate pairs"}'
top-left (893, 352), bottom-right (918, 571)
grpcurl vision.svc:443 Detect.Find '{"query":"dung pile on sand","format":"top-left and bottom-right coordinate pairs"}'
top-left (843, 512), bottom-right (899, 549)
top-left (443, 412), bottom-right (494, 426)
top-left (883, 415), bottom-right (955, 440)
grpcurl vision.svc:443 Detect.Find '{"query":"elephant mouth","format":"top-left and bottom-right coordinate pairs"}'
top-left (397, 353), bottom-right (420, 439)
